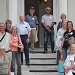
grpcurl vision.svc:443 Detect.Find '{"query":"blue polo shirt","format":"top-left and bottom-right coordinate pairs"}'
top-left (25, 15), bottom-right (38, 28)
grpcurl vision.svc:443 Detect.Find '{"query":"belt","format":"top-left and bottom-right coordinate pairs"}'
top-left (20, 34), bottom-right (28, 36)
top-left (5, 50), bottom-right (10, 53)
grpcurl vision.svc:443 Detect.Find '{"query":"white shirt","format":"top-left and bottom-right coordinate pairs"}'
top-left (41, 14), bottom-right (55, 26)
top-left (56, 28), bottom-right (66, 49)
top-left (16, 21), bottom-right (31, 35)
top-left (64, 54), bottom-right (75, 73)
top-left (0, 32), bottom-right (11, 51)
top-left (57, 28), bottom-right (66, 37)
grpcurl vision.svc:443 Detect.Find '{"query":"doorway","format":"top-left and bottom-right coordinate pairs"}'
top-left (25, 0), bottom-right (53, 47)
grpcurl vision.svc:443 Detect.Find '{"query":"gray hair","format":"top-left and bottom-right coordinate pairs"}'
top-left (61, 13), bottom-right (66, 19)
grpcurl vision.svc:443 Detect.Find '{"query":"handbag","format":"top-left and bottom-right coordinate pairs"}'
top-left (17, 35), bottom-right (21, 52)
top-left (57, 53), bottom-right (64, 73)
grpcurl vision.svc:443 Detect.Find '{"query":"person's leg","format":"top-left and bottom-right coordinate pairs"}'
top-left (21, 52), bottom-right (23, 64)
top-left (62, 48), bottom-right (67, 60)
top-left (30, 29), bottom-right (36, 53)
top-left (57, 50), bottom-right (60, 65)
top-left (44, 29), bottom-right (48, 52)
top-left (15, 52), bottom-right (21, 75)
top-left (50, 28), bottom-right (55, 53)
top-left (11, 52), bottom-right (15, 73)
top-left (24, 40), bottom-right (29, 64)
top-left (20, 36), bottom-right (24, 64)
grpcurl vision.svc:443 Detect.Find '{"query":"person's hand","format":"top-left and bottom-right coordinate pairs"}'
top-left (36, 30), bottom-right (38, 34)
top-left (60, 37), bottom-right (63, 41)
top-left (65, 68), bottom-right (70, 73)
top-left (26, 38), bottom-right (30, 43)
top-left (59, 49), bottom-right (62, 53)
top-left (46, 27), bottom-right (51, 32)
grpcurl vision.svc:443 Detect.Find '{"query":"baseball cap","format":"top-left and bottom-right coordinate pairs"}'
top-left (30, 7), bottom-right (35, 10)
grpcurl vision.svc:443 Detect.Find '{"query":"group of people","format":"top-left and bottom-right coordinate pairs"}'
top-left (0, 6), bottom-right (75, 75)
top-left (0, 7), bottom-right (38, 75)
top-left (56, 12), bottom-right (75, 75)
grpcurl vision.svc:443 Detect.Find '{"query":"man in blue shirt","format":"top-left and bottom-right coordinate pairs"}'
top-left (25, 7), bottom-right (38, 53)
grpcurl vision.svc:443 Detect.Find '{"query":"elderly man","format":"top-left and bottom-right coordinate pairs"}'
top-left (16, 14), bottom-right (31, 65)
top-left (0, 22), bottom-right (11, 75)
top-left (25, 7), bottom-right (38, 53)
top-left (41, 7), bottom-right (55, 53)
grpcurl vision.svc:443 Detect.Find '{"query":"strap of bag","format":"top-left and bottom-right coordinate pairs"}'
top-left (0, 32), bottom-right (6, 42)
top-left (17, 34), bottom-right (20, 44)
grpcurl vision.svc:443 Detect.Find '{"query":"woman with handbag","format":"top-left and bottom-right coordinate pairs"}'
top-left (10, 26), bottom-right (23, 75)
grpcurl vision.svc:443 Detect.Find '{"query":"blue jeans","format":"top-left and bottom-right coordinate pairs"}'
top-left (62, 48), bottom-right (67, 60)
top-left (57, 48), bottom-right (67, 65)
top-left (44, 28), bottom-right (54, 52)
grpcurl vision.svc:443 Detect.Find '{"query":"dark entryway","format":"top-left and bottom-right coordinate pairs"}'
top-left (25, 0), bottom-right (53, 47)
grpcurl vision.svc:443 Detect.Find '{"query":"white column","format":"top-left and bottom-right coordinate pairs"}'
top-left (8, 0), bottom-right (17, 25)
top-left (17, 0), bottom-right (24, 22)
top-left (58, 0), bottom-right (68, 21)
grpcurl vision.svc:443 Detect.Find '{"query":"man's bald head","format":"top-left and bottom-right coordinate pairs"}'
top-left (19, 14), bottom-right (25, 23)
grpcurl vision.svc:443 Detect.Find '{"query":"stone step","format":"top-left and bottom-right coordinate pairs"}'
top-left (22, 71), bottom-right (64, 75)
top-left (30, 53), bottom-right (57, 58)
top-left (28, 65), bottom-right (57, 71)
top-left (30, 59), bottom-right (56, 64)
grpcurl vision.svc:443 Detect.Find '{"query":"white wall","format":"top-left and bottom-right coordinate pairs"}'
top-left (0, 0), bottom-right (6, 22)
top-left (68, 0), bottom-right (75, 29)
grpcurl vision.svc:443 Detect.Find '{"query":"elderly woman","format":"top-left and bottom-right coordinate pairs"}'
top-left (64, 44), bottom-right (75, 75)
top-left (10, 26), bottom-right (23, 75)
top-left (0, 46), bottom-right (10, 75)
top-left (57, 13), bottom-right (67, 31)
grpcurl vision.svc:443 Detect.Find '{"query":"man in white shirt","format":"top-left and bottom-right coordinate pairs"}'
top-left (0, 22), bottom-right (11, 75)
top-left (41, 7), bottom-right (55, 53)
top-left (16, 14), bottom-right (31, 65)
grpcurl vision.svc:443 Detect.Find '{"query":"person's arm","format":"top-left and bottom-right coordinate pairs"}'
top-left (8, 64), bottom-right (10, 75)
top-left (49, 22), bottom-right (55, 28)
top-left (57, 21), bottom-right (62, 31)
top-left (26, 23), bottom-right (31, 43)
top-left (36, 25), bottom-right (38, 33)
top-left (18, 34), bottom-right (24, 52)
top-left (41, 16), bottom-right (51, 32)
top-left (49, 16), bottom-right (55, 28)
top-left (41, 23), bottom-right (51, 32)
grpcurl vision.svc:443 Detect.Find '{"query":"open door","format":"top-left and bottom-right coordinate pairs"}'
top-left (25, 0), bottom-right (39, 47)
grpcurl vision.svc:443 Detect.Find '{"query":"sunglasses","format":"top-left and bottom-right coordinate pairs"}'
top-left (46, 9), bottom-right (51, 11)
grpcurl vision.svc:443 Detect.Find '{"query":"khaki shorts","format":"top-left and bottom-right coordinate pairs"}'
top-left (30, 28), bottom-right (38, 43)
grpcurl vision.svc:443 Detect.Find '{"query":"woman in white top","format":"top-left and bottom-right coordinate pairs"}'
top-left (64, 44), bottom-right (75, 75)
top-left (56, 22), bottom-right (67, 64)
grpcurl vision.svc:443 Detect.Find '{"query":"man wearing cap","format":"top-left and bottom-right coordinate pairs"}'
top-left (41, 7), bottom-right (55, 53)
top-left (0, 22), bottom-right (11, 75)
top-left (25, 7), bottom-right (38, 53)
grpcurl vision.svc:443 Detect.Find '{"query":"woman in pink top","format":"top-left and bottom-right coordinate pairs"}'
top-left (10, 26), bottom-right (23, 75)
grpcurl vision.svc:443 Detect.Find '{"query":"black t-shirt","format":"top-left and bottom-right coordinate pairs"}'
top-left (63, 30), bottom-right (75, 48)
